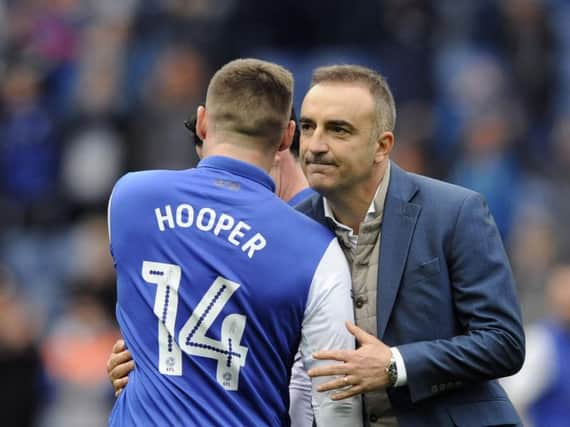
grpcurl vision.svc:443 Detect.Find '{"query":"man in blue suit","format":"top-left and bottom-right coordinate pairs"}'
top-left (298, 65), bottom-right (525, 426)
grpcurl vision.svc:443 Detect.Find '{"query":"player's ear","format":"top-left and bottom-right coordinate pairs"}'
top-left (278, 120), bottom-right (295, 152)
top-left (196, 106), bottom-right (207, 141)
top-left (374, 131), bottom-right (394, 163)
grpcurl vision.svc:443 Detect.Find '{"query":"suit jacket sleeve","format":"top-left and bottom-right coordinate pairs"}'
top-left (397, 192), bottom-right (525, 402)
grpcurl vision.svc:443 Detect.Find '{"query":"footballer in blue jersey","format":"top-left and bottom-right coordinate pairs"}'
top-left (108, 59), bottom-right (361, 427)
top-left (108, 157), bottom-right (358, 426)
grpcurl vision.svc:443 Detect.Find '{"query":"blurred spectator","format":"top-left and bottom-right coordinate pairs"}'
top-left (223, 0), bottom-right (382, 55)
top-left (449, 111), bottom-right (523, 240)
top-left (549, 0), bottom-right (570, 113)
top-left (509, 202), bottom-right (557, 324)
top-left (125, 44), bottom-right (206, 171)
top-left (40, 288), bottom-right (119, 427)
top-left (60, 119), bottom-right (125, 215)
top-left (67, 214), bottom-right (117, 318)
top-left (0, 265), bottom-right (45, 427)
top-left (377, 0), bottom-right (435, 103)
top-left (481, 0), bottom-right (556, 126)
top-left (0, 60), bottom-right (64, 227)
top-left (0, 2), bottom-right (6, 55)
top-left (433, 0), bottom-right (491, 46)
top-left (83, 0), bottom-right (138, 26)
top-left (502, 264), bottom-right (570, 427)
top-left (72, 24), bottom-right (128, 116)
top-left (24, 0), bottom-right (83, 116)
top-left (391, 100), bottom-right (434, 176)
top-left (545, 114), bottom-right (570, 258)
top-left (433, 49), bottom-right (516, 158)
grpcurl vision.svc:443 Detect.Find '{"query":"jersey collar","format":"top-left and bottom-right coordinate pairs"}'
top-left (197, 155), bottom-right (275, 193)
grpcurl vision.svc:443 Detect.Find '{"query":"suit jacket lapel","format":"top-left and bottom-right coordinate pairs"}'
top-left (377, 163), bottom-right (420, 339)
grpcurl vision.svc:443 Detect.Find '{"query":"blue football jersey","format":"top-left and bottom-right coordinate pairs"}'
top-left (108, 156), bottom-right (359, 427)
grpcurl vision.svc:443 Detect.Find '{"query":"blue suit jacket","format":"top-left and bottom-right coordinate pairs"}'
top-left (296, 162), bottom-right (525, 427)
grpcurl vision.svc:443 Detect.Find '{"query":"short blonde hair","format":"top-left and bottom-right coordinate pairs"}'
top-left (205, 58), bottom-right (293, 144)
top-left (311, 65), bottom-right (396, 133)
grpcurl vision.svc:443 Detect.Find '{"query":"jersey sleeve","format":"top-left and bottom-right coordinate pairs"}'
top-left (289, 351), bottom-right (314, 427)
top-left (299, 238), bottom-right (363, 427)
top-left (106, 172), bottom-right (132, 257)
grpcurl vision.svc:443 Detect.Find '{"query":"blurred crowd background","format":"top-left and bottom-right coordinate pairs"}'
top-left (1, 0), bottom-right (570, 426)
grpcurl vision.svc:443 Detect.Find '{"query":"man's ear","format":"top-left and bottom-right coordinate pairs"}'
top-left (196, 105), bottom-right (207, 141)
top-left (278, 120), bottom-right (295, 152)
top-left (375, 131), bottom-right (394, 163)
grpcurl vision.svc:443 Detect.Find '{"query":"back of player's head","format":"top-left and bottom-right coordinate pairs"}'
top-left (205, 58), bottom-right (294, 145)
top-left (311, 64), bottom-right (396, 133)
top-left (186, 105), bottom-right (299, 157)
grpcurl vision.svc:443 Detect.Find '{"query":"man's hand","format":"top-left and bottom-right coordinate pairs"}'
top-left (307, 321), bottom-right (392, 400)
top-left (106, 339), bottom-right (135, 397)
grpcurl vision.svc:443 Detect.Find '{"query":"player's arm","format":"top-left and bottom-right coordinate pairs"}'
top-left (106, 338), bottom-right (135, 397)
top-left (299, 238), bottom-right (363, 427)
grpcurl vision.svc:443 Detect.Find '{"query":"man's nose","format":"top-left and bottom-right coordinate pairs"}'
top-left (304, 129), bottom-right (328, 154)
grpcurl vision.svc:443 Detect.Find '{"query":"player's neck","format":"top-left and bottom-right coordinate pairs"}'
top-left (203, 141), bottom-right (275, 173)
top-left (276, 157), bottom-right (310, 203)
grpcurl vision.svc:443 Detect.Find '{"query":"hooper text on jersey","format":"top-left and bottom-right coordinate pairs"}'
top-left (154, 204), bottom-right (267, 259)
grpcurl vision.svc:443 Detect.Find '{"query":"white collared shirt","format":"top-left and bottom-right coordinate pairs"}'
top-left (322, 189), bottom-right (379, 250)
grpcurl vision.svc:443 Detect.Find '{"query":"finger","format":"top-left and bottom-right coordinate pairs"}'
top-left (113, 376), bottom-right (129, 394)
top-left (308, 363), bottom-right (349, 378)
top-left (115, 388), bottom-right (123, 398)
top-left (345, 321), bottom-right (376, 344)
top-left (112, 339), bottom-right (126, 353)
top-left (107, 350), bottom-right (133, 373)
top-left (312, 349), bottom-right (353, 361)
top-left (317, 375), bottom-right (357, 392)
top-left (331, 384), bottom-right (366, 401)
top-left (110, 360), bottom-right (135, 381)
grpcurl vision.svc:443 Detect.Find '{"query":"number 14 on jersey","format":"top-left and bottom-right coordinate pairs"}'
top-left (142, 261), bottom-right (248, 391)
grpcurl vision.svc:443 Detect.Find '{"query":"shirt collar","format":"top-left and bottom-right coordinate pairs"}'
top-left (197, 155), bottom-right (275, 193)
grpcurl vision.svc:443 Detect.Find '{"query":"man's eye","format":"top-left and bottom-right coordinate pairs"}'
top-left (332, 126), bottom-right (348, 134)
top-left (300, 123), bottom-right (314, 133)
